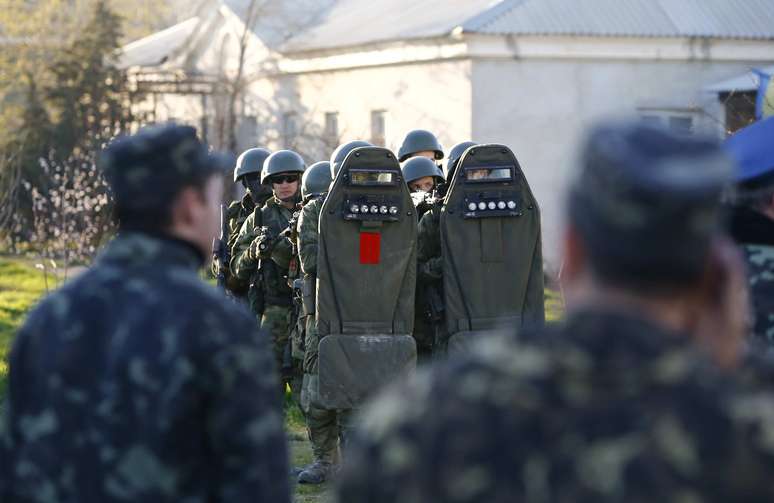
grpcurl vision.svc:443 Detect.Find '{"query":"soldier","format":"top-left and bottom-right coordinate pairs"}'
top-left (397, 129), bottom-right (444, 164)
top-left (416, 141), bottom-right (477, 290)
top-left (295, 141), bottom-right (370, 484)
top-left (725, 117), bottom-right (774, 351)
top-left (212, 147), bottom-right (272, 297)
top-left (336, 121), bottom-right (774, 502)
top-left (0, 125), bottom-right (289, 502)
top-left (402, 156), bottom-right (445, 362)
top-left (232, 150), bottom-right (305, 400)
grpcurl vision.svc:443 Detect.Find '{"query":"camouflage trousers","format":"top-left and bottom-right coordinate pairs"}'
top-left (301, 314), bottom-right (340, 464)
top-left (262, 304), bottom-right (302, 405)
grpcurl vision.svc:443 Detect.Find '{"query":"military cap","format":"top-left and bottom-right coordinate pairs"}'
top-left (261, 150), bottom-right (306, 184)
top-left (100, 124), bottom-right (225, 210)
top-left (330, 140), bottom-right (372, 178)
top-left (724, 117), bottom-right (774, 186)
top-left (569, 120), bottom-right (731, 283)
top-left (233, 147), bottom-right (271, 182)
top-left (398, 129), bottom-right (444, 162)
top-left (302, 161), bottom-right (332, 199)
top-left (401, 156), bottom-right (444, 184)
top-left (445, 141), bottom-right (477, 178)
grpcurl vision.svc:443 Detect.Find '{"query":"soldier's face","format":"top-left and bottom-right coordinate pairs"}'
top-left (409, 176), bottom-right (435, 193)
top-left (468, 169), bottom-right (490, 180)
top-left (272, 174), bottom-right (300, 202)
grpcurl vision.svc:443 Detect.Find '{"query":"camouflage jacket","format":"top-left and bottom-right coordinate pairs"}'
top-left (728, 206), bottom-right (774, 349)
top-left (297, 196), bottom-right (323, 276)
top-left (0, 233), bottom-right (290, 503)
top-left (227, 194), bottom-right (256, 247)
top-left (336, 309), bottom-right (774, 503)
top-left (417, 203), bottom-right (443, 282)
top-left (232, 197), bottom-right (299, 306)
top-left (210, 194), bottom-right (256, 292)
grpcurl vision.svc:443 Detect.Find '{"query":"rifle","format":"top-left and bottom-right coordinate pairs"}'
top-left (212, 203), bottom-right (229, 290)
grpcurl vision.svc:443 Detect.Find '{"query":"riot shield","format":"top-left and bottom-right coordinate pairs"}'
top-left (316, 146), bottom-right (417, 409)
top-left (440, 144), bottom-right (544, 352)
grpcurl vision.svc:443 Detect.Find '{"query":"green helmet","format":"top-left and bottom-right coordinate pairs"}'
top-left (445, 141), bottom-right (477, 178)
top-left (398, 129), bottom-right (444, 162)
top-left (233, 147), bottom-right (271, 182)
top-left (330, 140), bottom-right (372, 178)
top-left (261, 149), bottom-right (306, 184)
top-left (302, 161), bottom-right (332, 199)
top-left (401, 156), bottom-right (444, 185)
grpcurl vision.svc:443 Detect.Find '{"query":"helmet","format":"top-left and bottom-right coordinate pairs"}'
top-left (398, 129), bottom-right (443, 162)
top-left (330, 140), bottom-right (372, 178)
top-left (302, 161), bottom-right (332, 199)
top-left (233, 147), bottom-right (271, 182)
top-left (445, 141), bottom-right (477, 179)
top-left (401, 156), bottom-right (444, 184)
top-left (261, 150), bottom-right (306, 184)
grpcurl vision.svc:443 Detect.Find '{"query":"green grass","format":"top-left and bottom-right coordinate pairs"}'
top-left (0, 258), bottom-right (53, 400)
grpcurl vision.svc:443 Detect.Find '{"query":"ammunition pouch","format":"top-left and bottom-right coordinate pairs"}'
top-left (317, 334), bottom-right (416, 409)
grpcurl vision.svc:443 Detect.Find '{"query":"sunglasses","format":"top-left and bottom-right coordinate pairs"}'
top-left (271, 174), bottom-right (299, 184)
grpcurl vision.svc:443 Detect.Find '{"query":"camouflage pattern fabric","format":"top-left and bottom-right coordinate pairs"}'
top-left (1, 232), bottom-right (289, 503)
top-left (232, 197), bottom-right (296, 306)
top-left (297, 196), bottom-right (323, 275)
top-left (727, 205), bottom-right (774, 352)
top-left (414, 203), bottom-right (444, 357)
top-left (262, 304), bottom-right (301, 402)
top-left (336, 309), bottom-right (774, 503)
top-left (297, 195), bottom-right (340, 464)
top-left (742, 243), bottom-right (774, 347)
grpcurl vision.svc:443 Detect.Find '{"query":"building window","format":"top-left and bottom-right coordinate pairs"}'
top-left (637, 107), bottom-right (695, 135)
top-left (668, 116), bottom-right (693, 134)
top-left (370, 110), bottom-right (386, 146)
top-left (282, 112), bottom-right (298, 147)
top-left (325, 112), bottom-right (339, 141)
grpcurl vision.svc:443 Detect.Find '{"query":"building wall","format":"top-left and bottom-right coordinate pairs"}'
top-left (471, 57), bottom-right (769, 268)
top-left (258, 59), bottom-right (473, 161)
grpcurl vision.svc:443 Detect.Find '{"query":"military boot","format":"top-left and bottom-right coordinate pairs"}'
top-left (297, 460), bottom-right (333, 484)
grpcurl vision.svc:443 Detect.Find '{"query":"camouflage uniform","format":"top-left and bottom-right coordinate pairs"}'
top-left (414, 201), bottom-right (444, 357)
top-left (232, 196), bottom-right (301, 399)
top-left (336, 310), bottom-right (774, 503)
top-left (1, 232), bottom-right (289, 502)
top-left (297, 195), bottom-right (340, 471)
top-left (212, 193), bottom-right (258, 296)
top-left (728, 206), bottom-right (774, 349)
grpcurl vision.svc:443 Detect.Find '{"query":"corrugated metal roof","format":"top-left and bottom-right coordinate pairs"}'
top-left (467, 0), bottom-right (774, 39)
top-left (281, 0), bottom-right (500, 52)
top-left (280, 0), bottom-right (774, 53)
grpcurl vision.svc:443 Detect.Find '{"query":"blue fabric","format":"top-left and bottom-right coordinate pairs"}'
top-left (724, 116), bottom-right (774, 182)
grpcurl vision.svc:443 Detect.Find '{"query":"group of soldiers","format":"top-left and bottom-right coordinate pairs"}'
top-left (212, 129), bottom-right (545, 483)
top-left (5, 115), bottom-right (774, 502)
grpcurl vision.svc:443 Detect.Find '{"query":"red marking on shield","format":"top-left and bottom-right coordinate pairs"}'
top-left (359, 232), bottom-right (381, 264)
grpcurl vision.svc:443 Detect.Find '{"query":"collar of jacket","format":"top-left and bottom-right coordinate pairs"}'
top-left (241, 193), bottom-right (256, 212)
top-left (269, 195), bottom-right (300, 212)
top-left (97, 231), bottom-right (205, 270)
top-left (727, 205), bottom-right (774, 247)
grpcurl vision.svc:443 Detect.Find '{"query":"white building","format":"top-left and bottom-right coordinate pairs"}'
top-left (122, 0), bottom-right (774, 267)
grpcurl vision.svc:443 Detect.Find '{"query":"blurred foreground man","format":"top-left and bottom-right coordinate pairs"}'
top-left (0, 125), bottom-right (290, 503)
top-left (725, 117), bottom-right (774, 350)
top-left (336, 122), bottom-right (774, 503)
